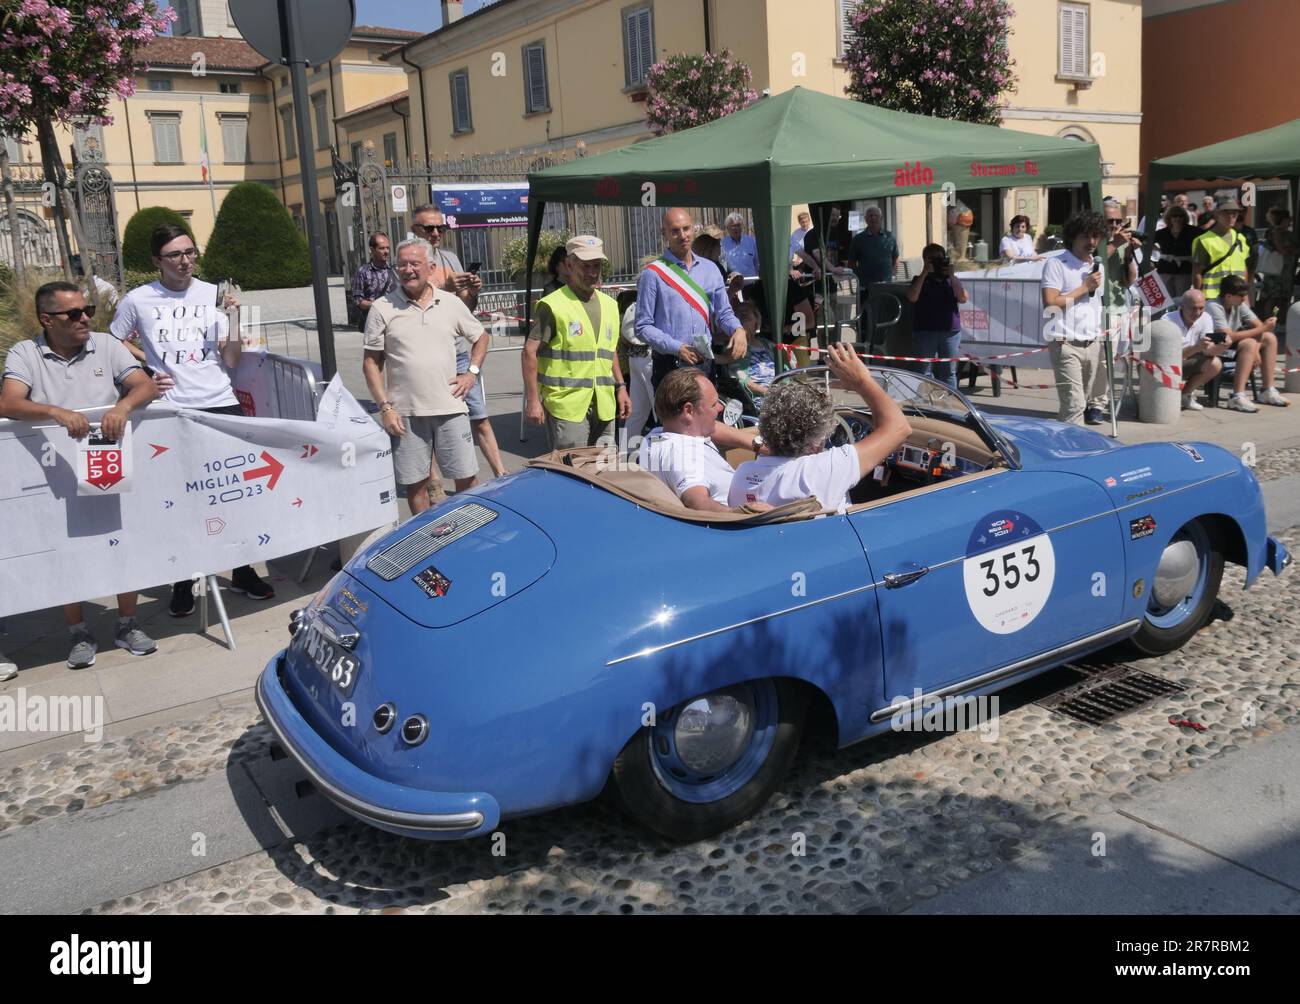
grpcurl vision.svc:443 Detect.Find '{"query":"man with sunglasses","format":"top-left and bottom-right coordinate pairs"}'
top-left (1, 281), bottom-right (159, 668)
top-left (409, 205), bottom-right (507, 480)
top-left (110, 223), bottom-right (276, 613)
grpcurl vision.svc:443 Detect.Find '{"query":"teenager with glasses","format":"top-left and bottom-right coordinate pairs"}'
top-left (110, 223), bottom-right (276, 613)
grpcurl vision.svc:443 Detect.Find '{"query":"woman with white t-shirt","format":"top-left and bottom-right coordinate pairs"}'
top-left (999, 215), bottom-right (1041, 262)
top-left (728, 343), bottom-right (911, 511)
top-left (110, 224), bottom-right (276, 613)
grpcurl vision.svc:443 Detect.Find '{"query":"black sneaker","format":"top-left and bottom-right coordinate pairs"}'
top-left (169, 580), bottom-right (196, 617)
top-left (230, 566), bottom-right (275, 601)
top-left (1084, 406), bottom-right (1105, 426)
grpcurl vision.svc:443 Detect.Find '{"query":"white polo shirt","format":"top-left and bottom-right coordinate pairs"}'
top-left (638, 428), bottom-right (736, 505)
top-left (1041, 250), bottom-right (1103, 342)
top-left (1166, 308), bottom-right (1214, 349)
top-left (728, 446), bottom-right (861, 510)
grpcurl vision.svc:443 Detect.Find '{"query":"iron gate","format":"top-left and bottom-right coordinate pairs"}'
top-left (73, 161), bottom-right (125, 290)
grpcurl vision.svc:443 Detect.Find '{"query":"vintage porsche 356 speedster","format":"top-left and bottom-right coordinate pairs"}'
top-left (256, 367), bottom-right (1289, 842)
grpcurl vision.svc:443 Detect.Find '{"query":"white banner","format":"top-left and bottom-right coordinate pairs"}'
top-left (0, 377), bottom-right (396, 618)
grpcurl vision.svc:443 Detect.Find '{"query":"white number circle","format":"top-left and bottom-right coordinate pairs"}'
top-left (962, 533), bottom-right (1056, 634)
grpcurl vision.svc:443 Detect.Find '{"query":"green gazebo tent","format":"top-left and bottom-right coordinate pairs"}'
top-left (526, 86), bottom-right (1106, 339)
top-left (1144, 116), bottom-right (1300, 312)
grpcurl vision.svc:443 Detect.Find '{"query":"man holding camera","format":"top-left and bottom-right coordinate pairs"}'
top-left (1165, 290), bottom-right (1227, 411)
top-left (905, 244), bottom-right (968, 390)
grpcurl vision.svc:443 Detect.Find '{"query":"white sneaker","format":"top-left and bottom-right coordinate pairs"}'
top-left (1227, 392), bottom-right (1259, 413)
top-left (0, 652), bottom-right (16, 683)
top-left (1181, 393), bottom-right (1204, 411)
top-left (1259, 386), bottom-right (1291, 407)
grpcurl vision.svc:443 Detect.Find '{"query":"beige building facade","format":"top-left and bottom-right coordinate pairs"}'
top-left (386, 0), bottom-right (1143, 269)
top-left (0, 25), bottom-right (417, 277)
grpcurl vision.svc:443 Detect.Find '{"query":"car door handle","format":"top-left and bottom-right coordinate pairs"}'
top-left (883, 563), bottom-right (930, 588)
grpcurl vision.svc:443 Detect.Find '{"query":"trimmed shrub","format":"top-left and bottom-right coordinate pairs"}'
top-left (201, 182), bottom-right (311, 290)
top-left (121, 205), bottom-right (193, 271)
top-left (0, 266), bottom-right (63, 370)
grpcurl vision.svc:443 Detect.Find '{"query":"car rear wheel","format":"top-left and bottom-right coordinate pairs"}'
top-left (1129, 519), bottom-right (1224, 656)
top-left (609, 678), bottom-right (806, 842)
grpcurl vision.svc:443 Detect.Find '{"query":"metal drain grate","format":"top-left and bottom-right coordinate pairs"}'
top-left (1036, 662), bottom-right (1186, 726)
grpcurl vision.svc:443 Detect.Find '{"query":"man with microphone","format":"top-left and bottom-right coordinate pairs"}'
top-left (1041, 210), bottom-right (1107, 426)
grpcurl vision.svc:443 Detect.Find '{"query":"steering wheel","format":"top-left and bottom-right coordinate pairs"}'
top-left (827, 414), bottom-right (857, 449)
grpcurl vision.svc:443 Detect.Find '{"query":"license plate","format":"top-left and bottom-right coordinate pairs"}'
top-left (301, 623), bottom-right (362, 697)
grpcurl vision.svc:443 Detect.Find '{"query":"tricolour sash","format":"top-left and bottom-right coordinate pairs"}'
top-left (645, 257), bottom-right (713, 327)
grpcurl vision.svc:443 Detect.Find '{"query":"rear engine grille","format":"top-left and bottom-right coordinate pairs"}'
top-left (1036, 662), bottom-right (1186, 726)
top-left (367, 503), bottom-right (497, 580)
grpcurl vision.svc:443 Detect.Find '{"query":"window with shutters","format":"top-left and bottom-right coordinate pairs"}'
top-left (450, 70), bottom-right (473, 134)
top-left (219, 113), bottom-right (248, 163)
top-left (149, 77), bottom-right (173, 92)
top-left (382, 132), bottom-right (398, 167)
top-left (312, 93), bottom-right (329, 150)
top-left (522, 41), bottom-right (550, 114)
top-left (219, 81), bottom-right (241, 94)
top-left (280, 104), bottom-right (297, 159)
top-left (622, 6), bottom-right (655, 89)
top-left (1058, 3), bottom-right (1091, 80)
top-left (148, 112), bottom-right (182, 164)
top-left (350, 141), bottom-right (363, 167)
top-left (1, 134), bottom-right (20, 164)
top-left (837, 0), bottom-right (863, 59)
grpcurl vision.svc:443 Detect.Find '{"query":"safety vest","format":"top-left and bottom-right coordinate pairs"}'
top-left (1192, 228), bottom-right (1250, 300)
top-left (537, 285), bottom-right (618, 423)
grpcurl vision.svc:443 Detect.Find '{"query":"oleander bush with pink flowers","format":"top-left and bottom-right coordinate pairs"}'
top-left (645, 49), bottom-right (759, 135)
top-left (844, 0), bottom-right (1017, 125)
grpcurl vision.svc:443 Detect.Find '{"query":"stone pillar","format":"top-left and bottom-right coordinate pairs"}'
top-left (1139, 318), bottom-right (1182, 424)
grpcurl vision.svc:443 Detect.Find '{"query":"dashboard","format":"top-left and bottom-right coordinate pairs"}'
top-left (830, 408), bottom-right (993, 503)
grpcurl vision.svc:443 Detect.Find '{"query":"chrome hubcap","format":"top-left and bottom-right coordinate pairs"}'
top-left (673, 687), bottom-right (755, 774)
top-left (1153, 538), bottom-right (1200, 608)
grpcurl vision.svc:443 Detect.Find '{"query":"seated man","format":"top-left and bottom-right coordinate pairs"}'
top-left (1207, 275), bottom-right (1289, 412)
top-left (638, 367), bottom-right (767, 513)
top-left (729, 343), bottom-right (911, 510)
top-left (1164, 290), bottom-right (1228, 411)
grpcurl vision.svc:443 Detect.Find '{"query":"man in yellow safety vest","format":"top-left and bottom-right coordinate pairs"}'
top-left (1191, 198), bottom-right (1252, 302)
top-left (523, 235), bottom-right (631, 449)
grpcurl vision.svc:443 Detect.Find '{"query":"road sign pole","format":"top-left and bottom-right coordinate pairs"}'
top-left (282, 0), bottom-right (339, 381)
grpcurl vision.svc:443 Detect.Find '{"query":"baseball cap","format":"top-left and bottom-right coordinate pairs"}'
top-left (1216, 198), bottom-right (1242, 212)
top-left (566, 235), bottom-right (608, 261)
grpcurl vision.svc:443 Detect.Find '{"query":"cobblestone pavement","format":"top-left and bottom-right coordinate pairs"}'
top-left (1251, 445), bottom-right (1300, 483)
top-left (5, 503), bottom-right (1298, 915)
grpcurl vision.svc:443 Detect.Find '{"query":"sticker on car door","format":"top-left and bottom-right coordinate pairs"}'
top-left (962, 511), bottom-right (1056, 634)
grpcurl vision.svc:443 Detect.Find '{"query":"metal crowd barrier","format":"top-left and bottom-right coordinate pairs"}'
top-left (264, 353), bottom-right (322, 421)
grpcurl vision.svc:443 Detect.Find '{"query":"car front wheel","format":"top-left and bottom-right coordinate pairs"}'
top-left (1129, 519), bottom-right (1224, 656)
top-left (609, 678), bottom-right (806, 842)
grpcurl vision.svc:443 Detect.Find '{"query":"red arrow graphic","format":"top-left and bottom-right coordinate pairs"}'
top-left (292, 498), bottom-right (303, 508)
top-left (300, 444), bottom-right (318, 459)
top-left (149, 443), bottom-right (169, 458)
top-left (242, 450), bottom-right (284, 490)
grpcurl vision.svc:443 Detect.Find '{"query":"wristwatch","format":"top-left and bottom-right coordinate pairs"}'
top-left (614, 382), bottom-right (626, 389)
top-left (752, 433), bottom-right (765, 448)
top-left (468, 364), bottom-right (481, 377)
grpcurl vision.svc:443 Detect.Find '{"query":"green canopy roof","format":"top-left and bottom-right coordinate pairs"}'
top-left (526, 87), bottom-right (1104, 335)
top-left (1144, 117), bottom-right (1300, 239)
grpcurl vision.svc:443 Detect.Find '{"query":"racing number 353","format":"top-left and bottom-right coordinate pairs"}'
top-left (979, 544), bottom-right (1040, 596)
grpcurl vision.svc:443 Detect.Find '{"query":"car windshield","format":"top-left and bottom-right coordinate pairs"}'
top-left (770, 365), bottom-right (1019, 468)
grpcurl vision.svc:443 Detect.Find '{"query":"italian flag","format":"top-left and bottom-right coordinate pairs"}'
top-left (646, 258), bottom-right (712, 325)
top-left (198, 113), bottom-right (211, 185)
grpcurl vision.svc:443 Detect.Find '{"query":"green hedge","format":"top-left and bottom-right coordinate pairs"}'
top-left (201, 182), bottom-right (311, 290)
top-left (121, 206), bottom-right (193, 271)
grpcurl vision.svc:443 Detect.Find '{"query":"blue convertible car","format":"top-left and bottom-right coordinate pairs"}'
top-left (256, 367), bottom-right (1290, 842)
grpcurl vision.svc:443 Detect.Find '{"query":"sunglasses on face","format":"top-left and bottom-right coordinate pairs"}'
top-left (44, 305), bottom-right (96, 322)
top-left (413, 222), bottom-right (448, 233)
top-left (159, 248), bottom-right (199, 261)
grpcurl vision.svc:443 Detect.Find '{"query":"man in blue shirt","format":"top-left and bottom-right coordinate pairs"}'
top-left (636, 207), bottom-right (747, 390)
top-left (721, 213), bottom-right (760, 278)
